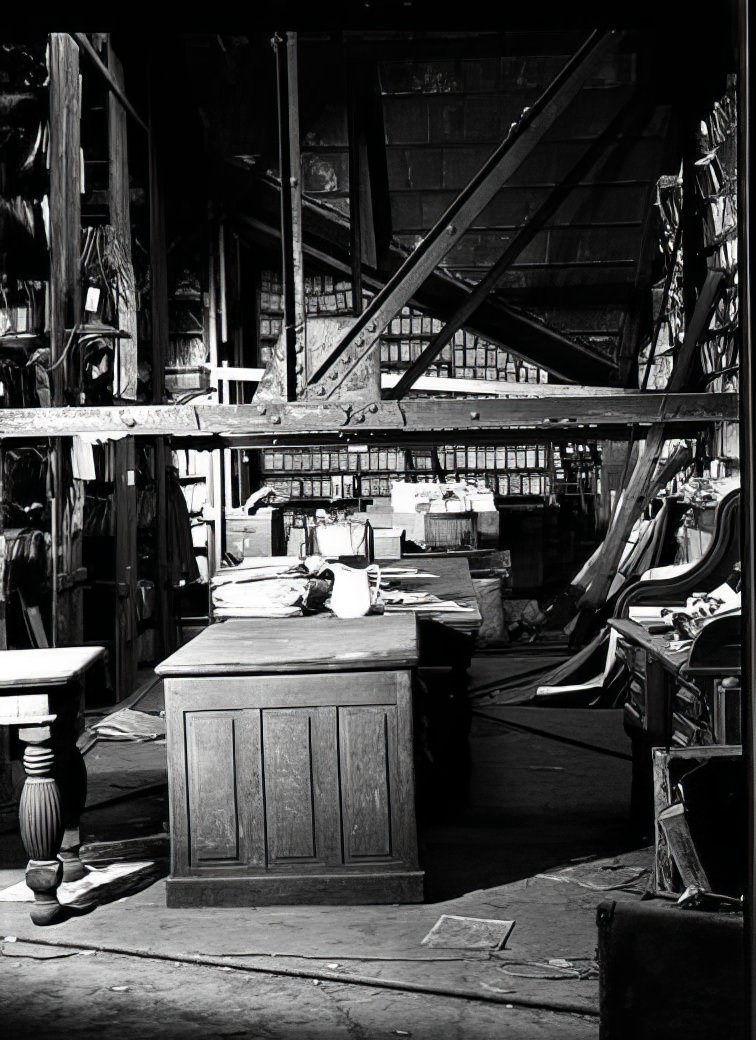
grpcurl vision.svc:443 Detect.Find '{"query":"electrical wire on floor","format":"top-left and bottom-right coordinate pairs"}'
top-left (0, 936), bottom-right (600, 1019)
top-left (471, 708), bottom-right (633, 762)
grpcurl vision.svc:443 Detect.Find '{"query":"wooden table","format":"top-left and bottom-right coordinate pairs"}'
top-left (156, 614), bottom-right (424, 907)
top-left (609, 614), bottom-right (741, 838)
top-left (0, 646), bottom-right (105, 924)
top-left (381, 556), bottom-right (482, 634)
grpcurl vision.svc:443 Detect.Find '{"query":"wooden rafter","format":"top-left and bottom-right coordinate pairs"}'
top-left (305, 29), bottom-right (619, 398)
top-left (386, 93), bottom-right (643, 399)
top-left (232, 183), bottom-right (620, 384)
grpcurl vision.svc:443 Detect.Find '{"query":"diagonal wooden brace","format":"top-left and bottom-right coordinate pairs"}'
top-left (306, 29), bottom-right (619, 400)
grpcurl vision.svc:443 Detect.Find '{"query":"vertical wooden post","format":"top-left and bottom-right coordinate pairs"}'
top-left (206, 215), bottom-right (224, 576)
top-left (106, 39), bottom-right (139, 400)
top-left (346, 54), bottom-right (364, 317)
top-left (0, 450), bottom-right (10, 804)
top-left (274, 31), bottom-right (306, 400)
top-left (681, 108), bottom-right (707, 395)
top-left (218, 222), bottom-right (234, 510)
top-left (148, 52), bottom-right (172, 656)
top-left (597, 440), bottom-right (636, 535)
top-left (148, 89), bottom-right (168, 405)
top-left (0, 449), bottom-right (5, 652)
top-left (114, 438), bottom-right (137, 699)
top-left (48, 34), bottom-right (81, 406)
top-left (231, 233), bottom-right (249, 504)
top-left (345, 50), bottom-right (380, 304)
top-left (49, 36), bottom-right (82, 647)
top-left (737, 0), bottom-right (754, 1031)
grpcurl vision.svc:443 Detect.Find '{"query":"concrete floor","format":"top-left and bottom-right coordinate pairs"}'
top-left (0, 656), bottom-right (646, 1039)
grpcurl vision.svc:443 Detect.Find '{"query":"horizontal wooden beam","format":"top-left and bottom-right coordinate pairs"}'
top-left (0, 393), bottom-right (736, 442)
top-left (379, 375), bottom-right (646, 397)
top-left (212, 366), bottom-right (640, 399)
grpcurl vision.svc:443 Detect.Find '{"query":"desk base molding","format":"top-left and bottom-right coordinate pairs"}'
top-left (166, 871), bottom-right (425, 907)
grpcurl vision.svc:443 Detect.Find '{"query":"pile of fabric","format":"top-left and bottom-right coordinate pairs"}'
top-left (211, 556), bottom-right (332, 618)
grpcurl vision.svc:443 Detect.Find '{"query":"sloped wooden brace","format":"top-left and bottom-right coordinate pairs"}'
top-left (307, 29), bottom-right (617, 399)
top-left (578, 269), bottom-right (727, 612)
top-left (233, 196), bottom-right (619, 384)
top-left (387, 94), bottom-right (640, 399)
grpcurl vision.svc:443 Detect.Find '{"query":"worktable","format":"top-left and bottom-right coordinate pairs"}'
top-left (0, 646), bottom-right (106, 924)
top-left (156, 614), bottom-right (423, 907)
top-left (381, 555), bottom-right (482, 634)
top-left (609, 613), bottom-right (741, 837)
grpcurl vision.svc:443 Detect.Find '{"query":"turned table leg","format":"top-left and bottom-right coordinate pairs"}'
top-left (18, 729), bottom-right (65, 926)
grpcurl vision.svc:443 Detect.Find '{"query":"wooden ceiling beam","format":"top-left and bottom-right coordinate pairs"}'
top-left (0, 392), bottom-right (736, 441)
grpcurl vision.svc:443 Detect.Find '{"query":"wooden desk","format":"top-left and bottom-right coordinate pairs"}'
top-left (609, 615), bottom-right (741, 839)
top-left (0, 646), bottom-right (105, 925)
top-left (382, 556), bottom-right (482, 634)
top-left (156, 614), bottom-right (423, 907)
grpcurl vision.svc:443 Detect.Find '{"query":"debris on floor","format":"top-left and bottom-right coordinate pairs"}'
top-left (90, 707), bottom-right (166, 742)
top-left (421, 914), bottom-right (516, 951)
top-left (536, 859), bottom-right (649, 891)
top-left (0, 860), bottom-right (166, 909)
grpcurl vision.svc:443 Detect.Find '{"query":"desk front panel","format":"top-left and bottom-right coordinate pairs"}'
top-left (164, 670), bottom-right (419, 888)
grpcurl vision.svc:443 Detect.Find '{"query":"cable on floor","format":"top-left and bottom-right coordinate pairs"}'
top-left (471, 709), bottom-right (633, 762)
top-left (1, 935), bottom-right (599, 1019)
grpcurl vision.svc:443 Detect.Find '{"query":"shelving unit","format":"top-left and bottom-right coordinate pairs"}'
top-left (166, 286), bottom-right (207, 397)
top-left (259, 442), bottom-right (599, 503)
top-left (257, 269), bottom-right (548, 383)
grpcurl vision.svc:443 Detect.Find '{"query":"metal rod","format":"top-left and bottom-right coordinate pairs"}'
top-left (72, 33), bottom-right (148, 132)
